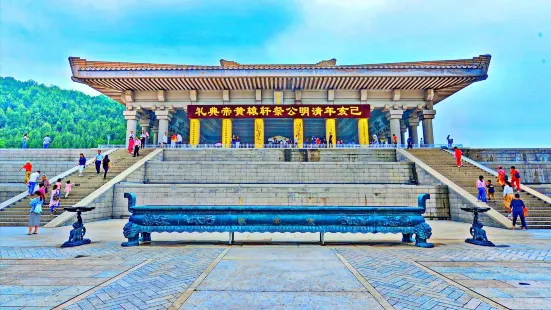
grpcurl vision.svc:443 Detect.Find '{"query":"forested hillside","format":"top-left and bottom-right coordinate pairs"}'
top-left (0, 77), bottom-right (126, 148)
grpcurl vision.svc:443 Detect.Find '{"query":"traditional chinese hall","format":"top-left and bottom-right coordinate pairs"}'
top-left (68, 56), bottom-right (491, 146)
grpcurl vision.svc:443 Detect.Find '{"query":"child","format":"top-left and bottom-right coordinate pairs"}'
top-left (64, 180), bottom-right (72, 198)
top-left (38, 183), bottom-right (46, 197)
top-left (476, 175), bottom-right (486, 202)
top-left (49, 184), bottom-right (60, 215)
top-left (510, 193), bottom-right (528, 230)
top-left (55, 178), bottom-right (62, 194)
top-left (486, 180), bottom-right (496, 202)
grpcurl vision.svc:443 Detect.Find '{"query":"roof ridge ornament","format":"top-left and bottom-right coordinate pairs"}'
top-left (220, 59), bottom-right (240, 68)
top-left (315, 58), bottom-right (337, 67)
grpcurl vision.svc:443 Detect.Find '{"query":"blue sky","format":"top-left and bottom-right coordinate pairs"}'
top-left (1, 0), bottom-right (550, 147)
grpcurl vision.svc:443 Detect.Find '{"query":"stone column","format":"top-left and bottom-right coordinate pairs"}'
top-left (123, 110), bottom-right (140, 148)
top-left (400, 120), bottom-right (407, 145)
top-left (152, 122), bottom-right (159, 145)
top-left (385, 109), bottom-right (404, 144)
top-left (407, 116), bottom-right (420, 145)
top-left (155, 110), bottom-right (172, 145)
top-left (420, 109), bottom-right (436, 145)
top-left (139, 117), bottom-right (151, 145)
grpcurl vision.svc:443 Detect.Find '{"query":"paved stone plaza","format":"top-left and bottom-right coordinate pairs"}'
top-left (1, 220), bottom-right (550, 310)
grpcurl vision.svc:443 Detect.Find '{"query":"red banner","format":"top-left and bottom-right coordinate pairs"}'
top-left (188, 104), bottom-right (370, 119)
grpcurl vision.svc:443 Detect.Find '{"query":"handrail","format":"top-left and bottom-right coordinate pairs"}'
top-left (99, 143), bottom-right (464, 149)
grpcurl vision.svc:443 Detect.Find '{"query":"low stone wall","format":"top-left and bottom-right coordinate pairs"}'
top-left (0, 184), bottom-right (26, 203)
top-left (483, 163), bottom-right (551, 184)
top-left (530, 185), bottom-right (551, 198)
top-left (144, 161), bottom-right (415, 184)
top-left (113, 183), bottom-right (450, 219)
top-left (0, 149), bottom-right (103, 162)
top-left (463, 148), bottom-right (551, 163)
top-left (162, 148), bottom-right (397, 162)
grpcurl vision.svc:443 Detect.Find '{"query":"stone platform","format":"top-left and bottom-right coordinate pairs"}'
top-left (1, 220), bottom-right (550, 309)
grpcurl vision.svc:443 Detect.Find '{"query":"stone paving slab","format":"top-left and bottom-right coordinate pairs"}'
top-left (181, 291), bottom-right (384, 310)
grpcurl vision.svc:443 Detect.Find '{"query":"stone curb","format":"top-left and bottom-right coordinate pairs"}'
top-left (44, 148), bottom-right (163, 228)
top-left (0, 149), bottom-right (117, 211)
top-left (397, 149), bottom-right (512, 229)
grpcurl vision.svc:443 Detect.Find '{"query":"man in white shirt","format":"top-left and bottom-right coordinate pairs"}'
top-left (43, 135), bottom-right (51, 148)
top-left (95, 150), bottom-right (104, 175)
top-left (28, 170), bottom-right (41, 195)
top-left (162, 133), bottom-right (168, 148)
top-left (177, 134), bottom-right (183, 147)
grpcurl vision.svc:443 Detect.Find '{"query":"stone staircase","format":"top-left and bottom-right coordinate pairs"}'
top-left (0, 148), bottom-right (153, 226)
top-left (407, 149), bottom-right (551, 229)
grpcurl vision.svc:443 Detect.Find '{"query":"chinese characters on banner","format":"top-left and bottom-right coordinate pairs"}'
top-left (187, 105), bottom-right (370, 119)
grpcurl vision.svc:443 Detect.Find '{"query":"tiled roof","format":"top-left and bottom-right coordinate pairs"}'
top-left (69, 55), bottom-right (491, 71)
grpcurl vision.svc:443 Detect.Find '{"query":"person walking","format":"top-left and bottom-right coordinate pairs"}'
top-left (49, 184), bottom-right (60, 215)
top-left (446, 135), bottom-right (453, 148)
top-left (420, 137), bottom-right (424, 147)
top-left (27, 170), bottom-right (40, 195)
top-left (64, 180), bottom-right (72, 198)
top-left (476, 175), bottom-right (487, 202)
top-left (486, 180), bottom-right (496, 202)
top-left (128, 134), bottom-right (135, 155)
top-left (40, 175), bottom-right (50, 196)
top-left (177, 133), bottom-right (183, 147)
top-left (162, 132), bottom-right (168, 147)
top-left (43, 135), bottom-right (51, 148)
top-left (140, 130), bottom-right (147, 149)
top-left (133, 138), bottom-right (141, 157)
top-left (503, 181), bottom-right (514, 213)
top-left (510, 193), bottom-right (528, 230)
top-left (407, 136), bottom-right (413, 149)
top-left (22, 133), bottom-right (29, 149)
top-left (94, 150), bottom-right (104, 175)
top-left (102, 155), bottom-right (110, 179)
top-left (453, 147), bottom-right (463, 168)
top-left (497, 165), bottom-right (506, 186)
top-left (77, 153), bottom-right (86, 176)
top-left (328, 133), bottom-right (334, 148)
top-left (19, 161), bottom-right (33, 184)
top-left (392, 134), bottom-right (398, 147)
top-left (171, 134), bottom-right (177, 148)
top-left (510, 166), bottom-right (521, 191)
top-left (28, 191), bottom-right (43, 235)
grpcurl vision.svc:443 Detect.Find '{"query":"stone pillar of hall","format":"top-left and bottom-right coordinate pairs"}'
top-left (407, 116), bottom-right (420, 146)
top-left (123, 110), bottom-right (140, 148)
top-left (152, 121), bottom-right (159, 145)
top-left (400, 120), bottom-right (407, 145)
top-left (385, 109), bottom-right (404, 144)
top-left (155, 110), bottom-right (172, 145)
top-left (419, 109), bottom-right (436, 146)
top-left (139, 117), bottom-right (151, 145)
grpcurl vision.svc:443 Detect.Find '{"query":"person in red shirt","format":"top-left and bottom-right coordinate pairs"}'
top-left (453, 147), bottom-right (462, 168)
top-left (19, 161), bottom-right (33, 184)
top-left (392, 134), bottom-right (398, 147)
top-left (510, 166), bottom-right (521, 191)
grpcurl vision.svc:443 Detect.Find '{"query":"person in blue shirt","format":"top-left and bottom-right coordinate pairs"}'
top-left (510, 193), bottom-right (528, 230)
top-left (77, 153), bottom-right (86, 176)
top-left (94, 150), bottom-right (104, 175)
